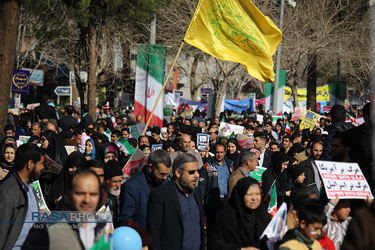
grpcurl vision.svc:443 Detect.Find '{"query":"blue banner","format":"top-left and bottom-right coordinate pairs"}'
top-left (224, 99), bottom-right (255, 113)
top-left (11, 69), bottom-right (30, 95)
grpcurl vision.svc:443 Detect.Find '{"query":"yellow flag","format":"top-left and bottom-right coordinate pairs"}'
top-left (184, 0), bottom-right (282, 83)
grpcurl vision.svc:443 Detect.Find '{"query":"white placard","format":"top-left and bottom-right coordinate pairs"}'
top-left (218, 122), bottom-right (244, 138)
top-left (315, 160), bottom-right (373, 199)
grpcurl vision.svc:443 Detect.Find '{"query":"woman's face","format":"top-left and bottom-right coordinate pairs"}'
top-left (281, 161), bottom-right (289, 172)
top-left (85, 140), bottom-right (94, 155)
top-left (296, 172), bottom-right (305, 184)
top-left (162, 134), bottom-right (169, 141)
top-left (227, 142), bottom-right (237, 154)
top-left (27, 121), bottom-right (32, 129)
top-left (199, 150), bottom-right (206, 158)
top-left (167, 146), bottom-right (175, 154)
top-left (104, 152), bottom-right (117, 163)
top-left (4, 147), bottom-right (15, 162)
top-left (244, 185), bottom-right (261, 210)
top-left (41, 136), bottom-right (49, 149)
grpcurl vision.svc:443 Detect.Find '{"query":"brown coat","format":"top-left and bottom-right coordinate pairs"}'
top-left (227, 167), bottom-right (248, 199)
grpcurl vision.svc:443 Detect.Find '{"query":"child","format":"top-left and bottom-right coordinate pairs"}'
top-left (323, 195), bottom-right (352, 250)
top-left (277, 199), bottom-right (327, 250)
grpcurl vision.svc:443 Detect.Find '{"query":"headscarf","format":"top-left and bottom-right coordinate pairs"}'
top-left (0, 143), bottom-right (17, 169)
top-left (41, 130), bottom-right (68, 166)
top-left (226, 138), bottom-right (240, 169)
top-left (85, 138), bottom-right (97, 160)
top-left (270, 151), bottom-right (290, 195)
top-left (228, 177), bottom-right (271, 246)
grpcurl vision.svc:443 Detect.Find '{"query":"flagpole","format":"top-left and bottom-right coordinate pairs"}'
top-left (142, 41), bottom-right (185, 135)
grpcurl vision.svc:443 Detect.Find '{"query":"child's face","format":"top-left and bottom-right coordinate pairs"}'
top-left (334, 200), bottom-right (351, 222)
top-left (300, 221), bottom-right (323, 241)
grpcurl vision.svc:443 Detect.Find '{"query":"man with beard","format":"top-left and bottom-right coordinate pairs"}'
top-left (147, 154), bottom-right (205, 250)
top-left (330, 132), bottom-right (351, 162)
top-left (103, 160), bottom-right (123, 227)
top-left (120, 150), bottom-right (172, 229)
top-left (300, 140), bottom-right (324, 198)
top-left (0, 144), bottom-right (44, 250)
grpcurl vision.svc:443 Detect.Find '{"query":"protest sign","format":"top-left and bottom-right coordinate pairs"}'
top-left (151, 144), bottom-right (163, 152)
top-left (129, 122), bottom-right (145, 140)
top-left (218, 122), bottom-right (244, 138)
top-left (251, 166), bottom-right (267, 186)
top-left (116, 137), bottom-right (136, 155)
top-left (19, 135), bottom-right (30, 144)
top-left (122, 148), bottom-right (146, 180)
top-left (43, 155), bottom-right (63, 174)
top-left (237, 133), bottom-right (253, 149)
top-left (315, 160), bottom-right (373, 199)
top-left (27, 103), bottom-right (40, 110)
top-left (299, 110), bottom-right (320, 131)
top-left (33, 180), bottom-right (51, 215)
top-left (197, 134), bottom-right (209, 150)
top-left (12, 69), bottom-right (30, 95)
top-left (224, 99), bottom-right (255, 113)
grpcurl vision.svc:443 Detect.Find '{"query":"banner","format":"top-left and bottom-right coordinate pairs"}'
top-left (218, 122), bottom-right (244, 138)
top-left (122, 148), bottom-right (146, 180)
top-left (33, 180), bottom-right (51, 215)
top-left (184, 0), bottom-right (282, 83)
top-left (164, 65), bottom-right (178, 92)
top-left (129, 122), bottom-right (145, 140)
top-left (134, 45), bottom-right (167, 128)
top-left (22, 68), bottom-right (44, 86)
top-left (284, 85), bottom-right (329, 102)
top-left (200, 88), bottom-right (212, 103)
top-left (299, 110), bottom-right (320, 131)
top-left (315, 160), bottom-right (373, 199)
top-left (224, 99), bottom-right (255, 113)
top-left (11, 69), bottom-right (30, 95)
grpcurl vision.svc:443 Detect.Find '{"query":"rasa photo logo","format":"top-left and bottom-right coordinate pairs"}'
top-left (31, 211), bottom-right (113, 223)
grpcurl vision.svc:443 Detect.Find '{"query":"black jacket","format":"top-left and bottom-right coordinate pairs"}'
top-left (147, 181), bottom-right (205, 250)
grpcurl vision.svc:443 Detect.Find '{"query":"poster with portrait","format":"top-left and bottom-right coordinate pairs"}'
top-left (197, 134), bottom-right (209, 150)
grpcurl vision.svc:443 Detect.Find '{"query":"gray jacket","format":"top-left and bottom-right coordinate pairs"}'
top-left (0, 171), bottom-right (38, 250)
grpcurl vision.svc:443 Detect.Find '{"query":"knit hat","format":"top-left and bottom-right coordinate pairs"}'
top-left (80, 132), bottom-right (90, 147)
top-left (104, 160), bottom-right (123, 179)
top-left (289, 164), bottom-right (305, 180)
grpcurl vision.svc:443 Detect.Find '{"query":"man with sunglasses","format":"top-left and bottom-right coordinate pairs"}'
top-left (147, 154), bottom-right (205, 250)
top-left (119, 150), bottom-right (171, 229)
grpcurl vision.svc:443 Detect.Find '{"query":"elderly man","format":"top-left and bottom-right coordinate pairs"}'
top-left (147, 154), bottom-right (205, 250)
top-left (170, 134), bottom-right (203, 168)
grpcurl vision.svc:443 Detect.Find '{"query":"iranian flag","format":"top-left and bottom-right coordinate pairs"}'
top-left (134, 45), bottom-right (167, 128)
top-left (264, 180), bottom-right (278, 217)
top-left (285, 121), bottom-right (291, 135)
top-left (116, 137), bottom-right (135, 155)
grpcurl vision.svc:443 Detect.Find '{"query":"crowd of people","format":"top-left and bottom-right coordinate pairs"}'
top-left (0, 94), bottom-right (374, 250)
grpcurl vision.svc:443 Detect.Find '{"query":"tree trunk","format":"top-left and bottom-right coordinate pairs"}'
top-left (214, 78), bottom-right (229, 118)
top-left (0, 0), bottom-right (20, 132)
top-left (291, 81), bottom-right (299, 108)
top-left (190, 56), bottom-right (199, 100)
top-left (307, 51), bottom-right (317, 112)
top-left (87, 23), bottom-right (97, 121)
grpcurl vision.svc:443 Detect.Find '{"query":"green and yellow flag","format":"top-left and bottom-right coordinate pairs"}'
top-left (184, 0), bottom-right (282, 83)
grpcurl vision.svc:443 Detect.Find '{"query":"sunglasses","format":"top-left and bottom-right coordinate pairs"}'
top-left (181, 169), bottom-right (201, 175)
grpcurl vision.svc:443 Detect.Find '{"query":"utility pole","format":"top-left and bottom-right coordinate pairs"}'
top-left (272, 0), bottom-right (285, 115)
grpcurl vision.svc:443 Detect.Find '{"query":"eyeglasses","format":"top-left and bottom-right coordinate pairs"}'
top-left (180, 169), bottom-right (201, 175)
top-left (153, 166), bottom-right (171, 177)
